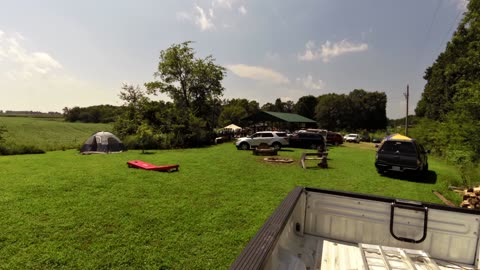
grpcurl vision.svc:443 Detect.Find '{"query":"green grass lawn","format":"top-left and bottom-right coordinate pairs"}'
top-left (0, 142), bottom-right (463, 269)
top-left (0, 116), bottom-right (112, 151)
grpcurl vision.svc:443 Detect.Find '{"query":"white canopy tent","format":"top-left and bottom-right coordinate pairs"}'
top-left (223, 124), bottom-right (242, 131)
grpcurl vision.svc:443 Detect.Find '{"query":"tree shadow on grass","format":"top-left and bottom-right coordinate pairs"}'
top-left (141, 151), bottom-right (156, 155)
top-left (382, 170), bottom-right (437, 184)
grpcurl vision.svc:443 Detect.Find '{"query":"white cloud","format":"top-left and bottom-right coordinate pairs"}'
top-left (178, 1), bottom-right (246, 31)
top-left (298, 39), bottom-right (368, 62)
top-left (0, 31), bottom-right (62, 79)
top-left (297, 74), bottom-right (325, 90)
top-left (215, 0), bottom-right (236, 9)
top-left (194, 5), bottom-right (215, 31)
top-left (227, 64), bottom-right (289, 84)
top-left (0, 30), bottom-right (115, 112)
top-left (239, 5), bottom-right (247, 15)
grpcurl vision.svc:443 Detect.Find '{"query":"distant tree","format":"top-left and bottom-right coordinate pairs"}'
top-left (274, 98), bottom-right (285, 112)
top-left (284, 100), bottom-right (295, 113)
top-left (261, 102), bottom-right (276, 111)
top-left (63, 105), bottom-right (120, 123)
top-left (114, 84), bottom-right (149, 137)
top-left (315, 90), bottom-right (387, 130)
top-left (315, 93), bottom-right (350, 130)
top-left (218, 104), bottom-right (248, 127)
top-left (349, 89), bottom-right (387, 130)
top-left (294, 95), bottom-right (318, 120)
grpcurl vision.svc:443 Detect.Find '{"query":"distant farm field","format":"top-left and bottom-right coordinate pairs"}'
top-left (0, 116), bottom-right (112, 151)
top-left (0, 142), bottom-right (464, 269)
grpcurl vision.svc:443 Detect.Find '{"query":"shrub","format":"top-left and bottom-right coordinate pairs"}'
top-left (0, 144), bottom-right (45, 155)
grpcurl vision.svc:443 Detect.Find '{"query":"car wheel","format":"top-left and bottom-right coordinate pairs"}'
top-left (239, 142), bottom-right (249, 150)
top-left (272, 142), bottom-right (282, 151)
top-left (334, 141), bottom-right (339, 146)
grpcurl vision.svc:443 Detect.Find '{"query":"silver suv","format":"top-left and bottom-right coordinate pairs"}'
top-left (344, 133), bottom-right (361, 143)
top-left (236, 131), bottom-right (289, 150)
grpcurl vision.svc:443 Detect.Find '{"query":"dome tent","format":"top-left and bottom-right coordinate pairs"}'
top-left (80, 131), bottom-right (127, 154)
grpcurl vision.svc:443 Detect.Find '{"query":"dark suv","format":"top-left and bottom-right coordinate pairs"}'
top-left (375, 134), bottom-right (429, 175)
top-left (289, 132), bottom-right (325, 149)
top-left (327, 132), bottom-right (343, 145)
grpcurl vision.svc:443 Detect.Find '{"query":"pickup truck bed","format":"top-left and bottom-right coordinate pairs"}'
top-left (230, 187), bottom-right (480, 270)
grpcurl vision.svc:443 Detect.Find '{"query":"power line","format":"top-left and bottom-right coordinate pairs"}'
top-left (412, 0), bottom-right (442, 77)
top-left (435, 9), bottom-right (464, 57)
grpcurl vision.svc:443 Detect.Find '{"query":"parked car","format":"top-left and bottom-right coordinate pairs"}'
top-left (235, 131), bottom-right (289, 150)
top-left (360, 134), bottom-right (371, 142)
top-left (375, 134), bottom-right (429, 175)
top-left (326, 131), bottom-right (343, 145)
top-left (372, 137), bottom-right (382, 143)
top-left (344, 133), bottom-right (361, 143)
top-left (288, 132), bottom-right (325, 149)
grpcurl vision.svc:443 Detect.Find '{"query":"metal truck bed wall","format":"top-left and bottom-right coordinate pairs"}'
top-left (230, 187), bottom-right (480, 270)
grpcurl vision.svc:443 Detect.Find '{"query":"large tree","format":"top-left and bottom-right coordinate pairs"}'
top-left (315, 90), bottom-right (387, 130)
top-left (413, 0), bottom-right (480, 184)
top-left (145, 41), bottom-right (226, 129)
top-left (294, 95), bottom-right (318, 120)
top-left (416, 0), bottom-right (480, 121)
top-left (218, 98), bottom-right (259, 126)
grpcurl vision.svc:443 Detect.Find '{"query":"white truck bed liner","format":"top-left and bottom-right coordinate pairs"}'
top-left (230, 187), bottom-right (480, 270)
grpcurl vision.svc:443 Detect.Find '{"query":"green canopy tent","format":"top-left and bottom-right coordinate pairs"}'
top-left (241, 111), bottom-right (316, 131)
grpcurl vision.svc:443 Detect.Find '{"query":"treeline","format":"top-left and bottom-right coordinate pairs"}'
top-left (220, 90), bottom-right (387, 131)
top-left (63, 105), bottom-right (121, 123)
top-left (412, 0), bottom-right (480, 186)
top-left (0, 110), bottom-right (61, 117)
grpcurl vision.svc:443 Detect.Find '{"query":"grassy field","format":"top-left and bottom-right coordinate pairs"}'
top-left (0, 142), bottom-right (463, 269)
top-left (0, 116), bottom-right (112, 151)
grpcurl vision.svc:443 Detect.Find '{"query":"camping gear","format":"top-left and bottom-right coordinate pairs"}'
top-left (80, 131), bottom-right (127, 154)
top-left (127, 160), bottom-right (179, 172)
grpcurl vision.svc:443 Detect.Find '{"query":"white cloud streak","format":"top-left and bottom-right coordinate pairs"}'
top-left (178, 1), bottom-right (246, 31)
top-left (215, 0), bottom-right (235, 9)
top-left (227, 64), bottom-right (289, 84)
top-left (298, 39), bottom-right (368, 62)
top-left (297, 74), bottom-right (325, 90)
top-left (239, 5), bottom-right (247, 15)
top-left (194, 5), bottom-right (215, 31)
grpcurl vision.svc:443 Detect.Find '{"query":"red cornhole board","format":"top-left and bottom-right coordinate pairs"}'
top-left (127, 160), bottom-right (179, 172)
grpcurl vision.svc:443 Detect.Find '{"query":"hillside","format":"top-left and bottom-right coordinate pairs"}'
top-left (0, 116), bottom-right (113, 151)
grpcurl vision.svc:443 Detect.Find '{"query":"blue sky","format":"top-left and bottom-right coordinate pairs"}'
top-left (0, 0), bottom-right (467, 118)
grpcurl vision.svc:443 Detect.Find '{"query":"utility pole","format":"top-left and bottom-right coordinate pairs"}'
top-left (404, 84), bottom-right (409, 136)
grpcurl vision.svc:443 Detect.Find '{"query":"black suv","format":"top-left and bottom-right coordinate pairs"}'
top-left (289, 132), bottom-right (325, 149)
top-left (375, 134), bottom-right (429, 175)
